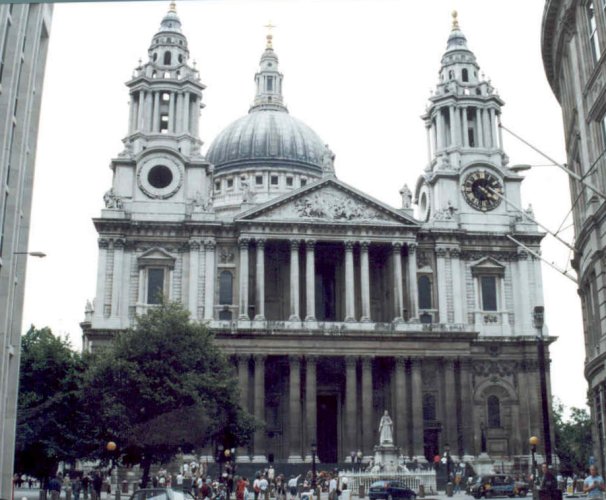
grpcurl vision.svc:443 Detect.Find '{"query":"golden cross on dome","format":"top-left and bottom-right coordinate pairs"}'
top-left (264, 21), bottom-right (277, 48)
top-left (452, 10), bottom-right (459, 29)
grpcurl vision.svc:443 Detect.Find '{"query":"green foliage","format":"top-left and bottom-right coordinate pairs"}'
top-left (82, 302), bottom-right (255, 480)
top-left (553, 398), bottom-right (593, 475)
top-left (15, 326), bottom-right (90, 480)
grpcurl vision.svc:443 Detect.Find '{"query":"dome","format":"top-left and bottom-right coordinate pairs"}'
top-left (206, 108), bottom-right (326, 175)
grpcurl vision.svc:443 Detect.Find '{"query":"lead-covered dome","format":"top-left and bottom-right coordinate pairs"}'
top-left (206, 32), bottom-right (327, 177)
top-left (206, 108), bottom-right (326, 175)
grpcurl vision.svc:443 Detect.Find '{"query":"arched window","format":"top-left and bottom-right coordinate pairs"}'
top-left (219, 271), bottom-right (233, 305)
top-left (153, 53), bottom-right (158, 62)
top-left (178, 54), bottom-right (183, 64)
top-left (462, 68), bottom-right (469, 82)
top-left (163, 51), bottom-right (172, 65)
top-left (487, 395), bottom-right (501, 428)
top-left (448, 70), bottom-right (454, 80)
top-left (418, 275), bottom-right (432, 309)
top-left (423, 393), bottom-right (436, 421)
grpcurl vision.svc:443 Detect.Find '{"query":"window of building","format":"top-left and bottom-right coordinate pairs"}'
top-left (164, 51), bottom-right (172, 65)
top-left (267, 76), bottom-right (274, 91)
top-left (462, 68), bottom-right (469, 82)
top-left (219, 271), bottom-right (233, 305)
top-left (0, 20), bottom-right (11, 84)
top-left (301, 178), bottom-right (307, 187)
top-left (227, 178), bottom-right (234, 189)
top-left (487, 395), bottom-right (501, 428)
top-left (147, 268), bottom-right (165, 304)
top-left (480, 276), bottom-right (498, 311)
top-left (162, 92), bottom-right (170, 102)
top-left (255, 175), bottom-right (263, 185)
top-left (418, 275), bottom-right (432, 309)
top-left (286, 177), bottom-right (293, 187)
top-left (423, 393), bottom-right (436, 421)
top-left (160, 114), bottom-right (169, 133)
top-left (215, 180), bottom-right (221, 192)
top-left (589, 2), bottom-right (602, 63)
top-left (270, 175), bottom-right (279, 186)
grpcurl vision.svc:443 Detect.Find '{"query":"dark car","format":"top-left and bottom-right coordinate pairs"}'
top-left (129, 488), bottom-right (195, 500)
top-left (368, 480), bottom-right (417, 500)
top-left (469, 475), bottom-right (528, 498)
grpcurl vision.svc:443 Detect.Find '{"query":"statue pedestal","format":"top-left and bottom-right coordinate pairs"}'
top-left (474, 453), bottom-right (494, 475)
top-left (374, 443), bottom-right (400, 472)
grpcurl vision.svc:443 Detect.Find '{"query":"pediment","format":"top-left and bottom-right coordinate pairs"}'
top-left (137, 247), bottom-right (176, 268)
top-left (236, 178), bottom-right (418, 226)
top-left (470, 257), bottom-right (505, 276)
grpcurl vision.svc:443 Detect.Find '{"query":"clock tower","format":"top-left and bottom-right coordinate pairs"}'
top-left (414, 12), bottom-right (529, 232)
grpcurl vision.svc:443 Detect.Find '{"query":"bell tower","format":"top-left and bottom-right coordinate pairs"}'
top-left (415, 12), bottom-right (528, 231)
top-left (104, 2), bottom-right (212, 219)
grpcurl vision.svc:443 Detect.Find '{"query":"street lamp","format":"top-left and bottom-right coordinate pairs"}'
top-left (529, 436), bottom-right (539, 486)
top-left (533, 306), bottom-right (552, 465)
top-left (311, 441), bottom-right (317, 491)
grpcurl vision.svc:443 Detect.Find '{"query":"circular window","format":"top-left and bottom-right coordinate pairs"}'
top-left (148, 165), bottom-right (173, 188)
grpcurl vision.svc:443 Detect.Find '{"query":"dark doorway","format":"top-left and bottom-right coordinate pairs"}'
top-left (424, 428), bottom-right (440, 462)
top-left (315, 262), bottom-right (336, 320)
top-left (317, 395), bottom-right (338, 463)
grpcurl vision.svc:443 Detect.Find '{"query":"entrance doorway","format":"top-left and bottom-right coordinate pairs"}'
top-left (317, 395), bottom-right (338, 463)
top-left (424, 428), bottom-right (440, 461)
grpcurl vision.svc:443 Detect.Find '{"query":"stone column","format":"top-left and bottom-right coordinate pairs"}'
top-left (449, 105), bottom-right (457, 146)
top-left (393, 242), bottom-right (404, 321)
top-left (137, 90), bottom-right (146, 130)
top-left (145, 91), bottom-right (153, 132)
top-left (459, 359), bottom-right (474, 457)
top-left (345, 241), bottom-right (356, 321)
top-left (411, 358), bottom-right (425, 460)
top-left (203, 240), bottom-right (216, 320)
top-left (111, 239), bottom-right (125, 319)
top-left (483, 108), bottom-right (492, 148)
top-left (461, 107), bottom-right (468, 147)
top-left (407, 243), bottom-right (418, 320)
top-left (517, 251), bottom-right (532, 334)
top-left (237, 355), bottom-right (251, 462)
top-left (94, 239), bottom-right (109, 322)
top-left (168, 91), bottom-right (176, 133)
top-left (305, 356), bottom-right (318, 459)
top-left (183, 92), bottom-right (190, 133)
top-left (238, 239), bottom-right (250, 320)
top-left (361, 356), bottom-right (374, 457)
top-left (305, 240), bottom-right (316, 321)
top-left (188, 240), bottom-right (201, 320)
top-left (497, 112), bottom-right (504, 149)
top-left (444, 359), bottom-right (458, 458)
top-left (253, 354), bottom-right (266, 462)
top-left (476, 108), bottom-right (484, 148)
top-left (129, 95), bottom-right (137, 134)
top-left (425, 122), bottom-right (432, 163)
top-left (436, 247), bottom-right (448, 323)
top-left (192, 96), bottom-right (200, 138)
top-left (395, 357), bottom-right (408, 456)
top-left (345, 356), bottom-right (358, 457)
top-left (289, 240), bottom-right (301, 321)
top-left (436, 109), bottom-right (445, 151)
top-left (489, 108), bottom-right (497, 149)
top-left (360, 241), bottom-right (371, 322)
top-left (152, 91), bottom-right (160, 133)
top-left (288, 356), bottom-right (302, 462)
top-left (450, 248), bottom-right (463, 324)
top-left (255, 239), bottom-right (265, 320)
top-left (175, 92), bottom-right (183, 134)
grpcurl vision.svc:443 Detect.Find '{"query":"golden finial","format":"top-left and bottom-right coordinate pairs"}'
top-left (264, 21), bottom-right (276, 49)
top-left (452, 10), bottom-right (459, 29)
top-left (169, 1), bottom-right (176, 13)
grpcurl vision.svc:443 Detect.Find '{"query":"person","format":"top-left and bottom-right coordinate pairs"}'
top-left (259, 475), bottom-right (269, 500)
top-left (49, 475), bottom-right (62, 500)
top-left (288, 475), bottom-right (300, 500)
top-left (92, 472), bottom-right (103, 500)
top-left (73, 476), bottom-right (82, 500)
top-left (253, 474), bottom-right (261, 500)
top-left (236, 476), bottom-right (248, 500)
top-left (328, 475), bottom-right (338, 500)
top-left (584, 465), bottom-right (606, 499)
top-left (539, 463), bottom-right (559, 499)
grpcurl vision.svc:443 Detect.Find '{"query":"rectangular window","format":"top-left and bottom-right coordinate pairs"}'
top-left (255, 175), bottom-right (263, 185)
top-left (227, 178), bottom-right (234, 189)
top-left (267, 76), bottom-right (273, 91)
top-left (160, 114), bottom-right (169, 132)
top-left (270, 175), bottom-right (279, 185)
top-left (589, 2), bottom-right (601, 63)
top-left (301, 178), bottom-right (307, 186)
top-left (0, 19), bottom-right (11, 84)
top-left (480, 276), bottom-right (497, 311)
top-left (286, 177), bottom-right (293, 187)
top-left (147, 268), bottom-right (165, 304)
top-left (215, 180), bottom-right (221, 192)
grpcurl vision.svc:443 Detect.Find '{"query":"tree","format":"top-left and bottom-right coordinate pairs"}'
top-left (553, 398), bottom-right (593, 475)
top-left (15, 326), bottom-right (89, 481)
top-left (82, 301), bottom-right (255, 484)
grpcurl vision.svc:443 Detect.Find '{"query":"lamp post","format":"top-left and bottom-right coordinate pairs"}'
top-left (533, 306), bottom-right (552, 465)
top-left (106, 441), bottom-right (119, 500)
top-left (529, 436), bottom-right (539, 488)
top-left (311, 441), bottom-right (317, 491)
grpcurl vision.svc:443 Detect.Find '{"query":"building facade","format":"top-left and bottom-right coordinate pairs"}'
top-left (542, 0), bottom-right (606, 471)
top-left (82, 6), bottom-right (554, 466)
top-left (0, 3), bottom-right (52, 496)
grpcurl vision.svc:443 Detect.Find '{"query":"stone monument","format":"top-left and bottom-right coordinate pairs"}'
top-left (373, 411), bottom-right (400, 472)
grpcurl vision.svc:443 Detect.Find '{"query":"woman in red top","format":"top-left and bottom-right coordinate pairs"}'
top-left (236, 477), bottom-right (248, 500)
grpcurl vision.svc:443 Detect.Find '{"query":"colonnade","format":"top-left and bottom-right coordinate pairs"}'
top-left (234, 354), bottom-right (477, 463)
top-left (236, 238), bottom-right (419, 323)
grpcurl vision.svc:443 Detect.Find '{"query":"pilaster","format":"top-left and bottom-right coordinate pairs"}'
top-left (289, 240), bottom-right (300, 321)
top-left (255, 239), bottom-right (265, 320)
top-left (288, 355), bottom-right (302, 462)
top-left (239, 238), bottom-right (250, 320)
top-left (305, 240), bottom-right (316, 321)
top-left (345, 241), bottom-right (356, 321)
top-left (252, 354), bottom-right (266, 462)
top-left (203, 240), bottom-right (216, 320)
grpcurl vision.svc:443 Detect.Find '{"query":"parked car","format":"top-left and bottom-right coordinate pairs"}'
top-left (469, 475), bottom-right (528, 498)
top-left (129, 488), bottom-right (195, 500)
top-left (368, 480), bottom-right (417, 500)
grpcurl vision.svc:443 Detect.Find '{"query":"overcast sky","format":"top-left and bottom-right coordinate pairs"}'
top-left (22, 0), bottom-right (586, 409)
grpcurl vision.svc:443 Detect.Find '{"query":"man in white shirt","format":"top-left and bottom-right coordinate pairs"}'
top-left (259, 476), bottom-right (269, 500)
top-left (288, 475), bottom-right (301, 500)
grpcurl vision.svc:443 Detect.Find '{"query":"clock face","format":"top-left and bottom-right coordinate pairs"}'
top-left (461, 169), bottom-right (503, 212)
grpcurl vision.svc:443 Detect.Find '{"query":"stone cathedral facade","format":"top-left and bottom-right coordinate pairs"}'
top-left (81, 6), bottom-right (554, 466)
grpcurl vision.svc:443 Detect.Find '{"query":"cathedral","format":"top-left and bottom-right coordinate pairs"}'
top-left (81, 4), bottom-right (554, 467)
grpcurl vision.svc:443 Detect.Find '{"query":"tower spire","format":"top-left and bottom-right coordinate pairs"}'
top-left (250, 24), bottom-right (287, 112)
top-left (451, 10), bottom-right (459, 30)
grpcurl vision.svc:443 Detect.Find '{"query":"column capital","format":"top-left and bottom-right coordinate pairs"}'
top-left (344, 240), bottom-right (355, 251)
top-left (237, 354), bottom-right (251, 364)
top-left (450, 248), bottom-right (461, 258)
top-left (345, 356), bottom-right (358, 368)
top-left (205, 239), bottom-right (216, 250)
top-left (253, 354), bottom-right (266, 365)
top-left (436, 247), bottom-right (448, 258)
top-left (189, 239), bottom-right (202, 251)
top-left (290, 239), bottom-right (300, 250)
top-left (288, 355), bottom-right (302, 366)
top-left (98, 238), bottom-right (110, 249)
top-left (239, 238), bottom-right (250, 248)
top-left (113, 238), bottom-right (126, 249)
top-left (392, 241), bottom-right (403, 252)
top-left (360, 240), bottom-right (371, 250)
top-left (407, 242), bottom-right (417, 254)
top-left (305, 239), bottom-right (316, 250)
top-left (256, 238), bottom-right (266, 249)
top-left (410, 357), bottom-right (423, 368)
top-left (361, 356), bottom-right (373, 369)
top-left (395, 356), bottom-right (407, 369)
top-left (305, 354), bottom-right (319, 364)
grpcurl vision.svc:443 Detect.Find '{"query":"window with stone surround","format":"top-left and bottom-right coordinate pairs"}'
top-left (137, 247), bottom-right (175, 305)
top-left (471, 257), bottom-right (505, 315)
top-left (147, 268), bottom-right (165, 304)
top-left (487, 395), bottom-right (501, 428)
top-left (219, 270), bottom-right (233, 305)
top-left (588, 1), bottom-right (602, 64)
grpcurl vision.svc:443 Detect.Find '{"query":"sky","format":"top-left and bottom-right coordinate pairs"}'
top-left (22, 0), bottom-right (586, 409)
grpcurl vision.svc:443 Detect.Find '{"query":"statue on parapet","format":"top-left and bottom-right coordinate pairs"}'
top-left (379, 410), bottom-right (394, 445)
